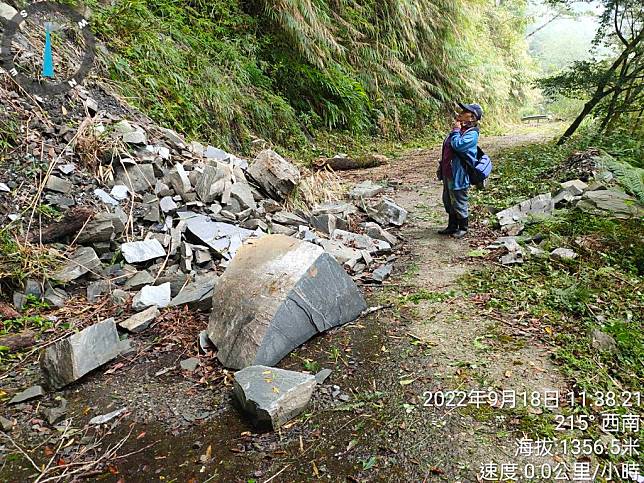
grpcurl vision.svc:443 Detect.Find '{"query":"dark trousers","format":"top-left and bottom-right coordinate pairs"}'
top-left (442, 179), bottom-right (469, 219)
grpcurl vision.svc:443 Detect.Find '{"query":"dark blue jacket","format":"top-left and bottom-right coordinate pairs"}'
top-left (447, 127), bottom-right (480, 190)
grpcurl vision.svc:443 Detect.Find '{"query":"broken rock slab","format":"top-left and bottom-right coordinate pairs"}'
top-left (310, 213), bottom-right (348, 235)
top-left (114, 164), bottom-right (156, 193)
top-left (121, 239), bottom-right (166, 264)
top-left (118, 306), bottom-right (159, 333)
top-left (496, 193), bottom-right (554, 227)
top-left (169, 274), bottom-right (218, 310)
top-left (233, 365), bottom-right (316, 429)
top-left (362, 222), bottom-right (398, 246)
top-left (366, 198), bottom-right (408, 226)
top-left (247, 149), bottom-right (300, 201)
top-left (9, 385), bottom-right (45, 404)
top-left (45, 175), bottom-right (73, 194)
top-left (349, 180), bottom-right (385, 200)
top-left (576, 190), bottom-right (643, 219)
top-left (132, 283), bottom-right (171, 311)
top-left (207, 235), bottom-right (367, 369)
top-left (41, 319), bottom-right (121, 389)
top-left (332, 229), bottom-right (391, 254)
top-left (54, 247), bottom-right (102, 283)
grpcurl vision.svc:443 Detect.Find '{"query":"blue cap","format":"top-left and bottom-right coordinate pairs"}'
top-left (458, 102), bottom-right (483, 120)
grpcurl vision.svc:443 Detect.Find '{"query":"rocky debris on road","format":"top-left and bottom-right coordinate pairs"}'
top-left (41, 319), bottom-right (123, 389)
top-left (9, 385), bottom-right (45, 405)
top-left (233, 365), bottom-right (317, 429)
top-left (207, 235), bottom-right (367, 369)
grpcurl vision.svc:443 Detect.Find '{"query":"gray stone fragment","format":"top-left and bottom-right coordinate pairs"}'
top-left (111, 289), bottom-right (129, 305)
top-left (160, 127), bottom-right (186, 148)
top-left (12, 291), bottom-right (26, 311)
top-left (41, 319), bottom-right (121, 389)
top-left (114, 164), bottom-right (156, 193)
top-left (110, 185), bottom-right (130, 201)
top-left (550, 248), bottom-right (578, 261)
top-left (184, 213), bottom-right (254, 255)
top-left (0, 182), bottom-right (10, 192)
top-left (247, 150), bottom-right (300, 201)
top-left (54, 247), bottom-right (102, 283)
top-left (199, 330), bottom-right (215, 353)
top-left (142, 195), bottom-right (161, 223)
top-left (9, 385), bottom-right (45, 404)
top-left (312, 202), bottom-right (357, 218)
top-left (319, 239), bottom-right (361, 265)
top-left (160, 196), bottom-right (178, 213)
top-left (310, 213), bottom-right (347, 235)
top-left (132, 283), bottom-right (171, 311)
top-left (89, 407), bottom-right (127, 425)
top-left (204, 146), bottom-right (230, 161)
top-left (367, 198), bottom-right (407, 226)
top-left (23, 279), bottom-right (41, 298)
top-left (372, 264), bottom-right (393, 282)
top-left (43, 398), bottom-right (68, 424)
top-left (167, 163), bottom-right (193, 199)
top-left (94, 188), bottom-right (118, 206)
top-left (45, 175), bottom-right (72, 194)
top-left (0, 2), bottom-right (18, 21)
top-left (77, 212), bottom-right (124, 244)
top-left (58, 163), bottom-right (76, 175)
top-left (230, 181), bottom-right (256, 210)
top-left (121, 239), bottom-right (166, 264)
top-left (207, 235), bottom-right (366, 369)
top-left (272, 211), bottom-right (307, 226)
top-left (44, 286), bottom-right (68, 307)
top-left (119, 306), bottom-right (159, 333)
top-left (169, 274), bottom-right (218, 310)
top-left (87, 280), bottom-right (110, 303)
top-left (124, 270), bottom-right (155, 290)
top-left (332, 229), bottom-right (391, 254)
top-left (195, 163), bottom-right (232, 203)
top-left (315, 368), bottom-right (332, 384)
top-left (591, 329), bottom-right (618, 354)
top-left (560, 179), bottom-right (588, 196)
top-left (496, 193), bottom-right (554, 227)
top-left (0, 415), bottom-right (14, 431)
top-left (349, 180), bottom-right (384, 200)
top-left (362, 222), bottom-right (398, 246)
top-left (180, 357), bottom-right (199, 372)
top-left (122, 128), bottom-right (147, 145)
top-left (260, 199), bottom-right (282, 214)
top-left (576, 190), bottom-right (643, 219)
top-left (233, 365), bottom-right (316, 429)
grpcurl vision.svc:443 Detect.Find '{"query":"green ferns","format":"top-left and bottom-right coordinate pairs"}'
top-left (598, 157), bottom-right (644, 202)
top-left (87, 0), bottom-right (534, 152)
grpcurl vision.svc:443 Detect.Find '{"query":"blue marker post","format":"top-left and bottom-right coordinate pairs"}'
top-left (42, 22), bottom-right (54, 78)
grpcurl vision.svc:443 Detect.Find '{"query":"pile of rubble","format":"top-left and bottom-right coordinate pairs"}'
top-left (1, 88), bottom-right (408, 429)
top-left (491, 167), bottom-right (642, 265)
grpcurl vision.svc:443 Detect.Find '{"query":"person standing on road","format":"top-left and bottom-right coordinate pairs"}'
top-left (437, 102), bottom-right (483, 239)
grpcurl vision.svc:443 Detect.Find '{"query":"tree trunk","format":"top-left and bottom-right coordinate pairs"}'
top-left (557, 95), bottom-right (604, 145)
top-left (0, 330), bottom-right (36, 351)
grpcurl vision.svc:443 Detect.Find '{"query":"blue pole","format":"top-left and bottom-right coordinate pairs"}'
top-left (42, 28), bottom-right (54, 78)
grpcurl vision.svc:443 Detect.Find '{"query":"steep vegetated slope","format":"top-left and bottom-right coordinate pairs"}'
top-left (86, 0), bottom-right (534, 153)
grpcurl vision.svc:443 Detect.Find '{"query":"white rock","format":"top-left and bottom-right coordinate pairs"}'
top-left (132, 283), bottom-right (171, 311)
top-left (121, 239), bottom-right (166, 264)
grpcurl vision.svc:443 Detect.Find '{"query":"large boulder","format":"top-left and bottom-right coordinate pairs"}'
top-left (247, 150), bottom-right (300, 201)
top-left (207, 235), bottom-right (366, 369)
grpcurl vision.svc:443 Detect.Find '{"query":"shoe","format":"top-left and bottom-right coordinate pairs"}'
top-left (438, 213), bottom-right (458, 235)
top-left (452, 217), bottom-right (468, 239)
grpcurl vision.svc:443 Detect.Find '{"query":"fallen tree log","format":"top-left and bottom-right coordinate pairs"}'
top-left (0, 330), bottom-right (36, 351)
top-left (313, 154), bottom-right (388, 171)
top-left (0, 302), bottom-right (20, 320)
top-left (27, 207), bottom-right (94, 244)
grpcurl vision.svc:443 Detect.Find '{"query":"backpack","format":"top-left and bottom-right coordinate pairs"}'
top-left (458, 146), bottom-right (492, 188)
